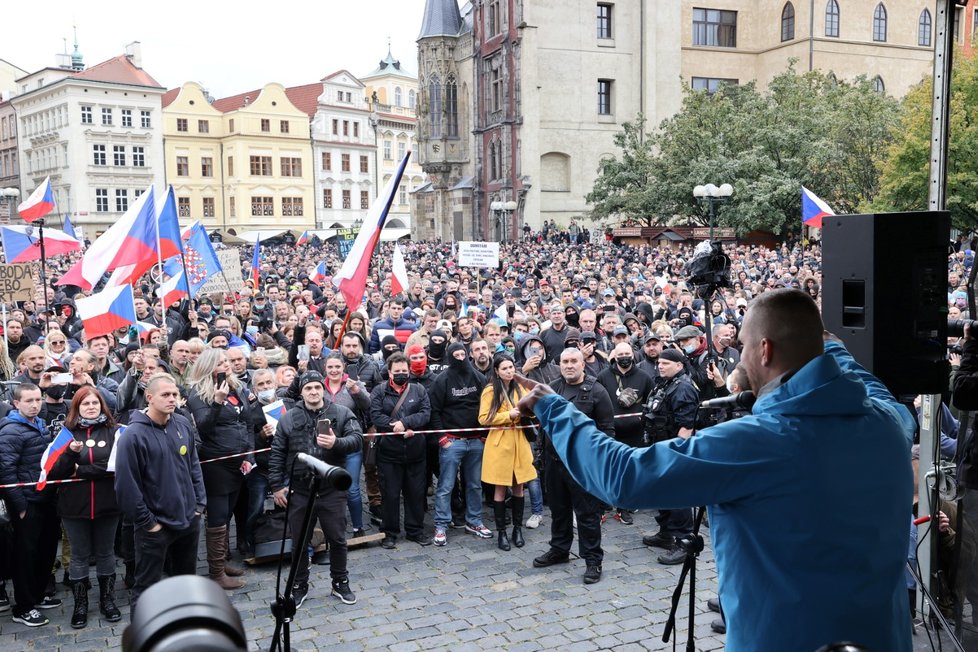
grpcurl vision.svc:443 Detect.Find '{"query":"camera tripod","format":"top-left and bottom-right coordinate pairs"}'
top-left (662, 506), bottom-right (708, 651)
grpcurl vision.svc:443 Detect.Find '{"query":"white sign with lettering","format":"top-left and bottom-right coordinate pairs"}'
top-left (457, 241), bottom-right (500, 268)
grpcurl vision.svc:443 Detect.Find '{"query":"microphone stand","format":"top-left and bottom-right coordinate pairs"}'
top-left (269, 474), bottom-right (320, 652)
top-left (662, 505), bottom-right (706, 652)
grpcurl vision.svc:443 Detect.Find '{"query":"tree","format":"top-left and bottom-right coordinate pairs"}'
top-left (587, 65), bottom-right (901, 234)
top-left (874, 51), bottom-right (978, 230)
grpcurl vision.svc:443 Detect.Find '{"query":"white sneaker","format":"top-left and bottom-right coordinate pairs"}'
top-left (526, 513), bottom-right (543, 529)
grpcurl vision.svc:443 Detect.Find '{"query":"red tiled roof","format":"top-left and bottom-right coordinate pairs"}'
top-left (161, 88), bottom-right (180, 108)
top-left (285, 83), bottom-right (323, 118)
top-left (212, 82), bottom-right (323, 117)
top-left (71, 55), bottom-right (163, 89)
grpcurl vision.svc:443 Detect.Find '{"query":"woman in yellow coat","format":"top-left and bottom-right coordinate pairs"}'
top-left (479, 353), bottom-right (537, 551)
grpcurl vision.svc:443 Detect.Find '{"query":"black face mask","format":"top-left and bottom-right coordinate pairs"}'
top-left (565, 312), bottom-right (580, 328)
top-left (44, 385), bottom-right (66, 399)
top-left (428, 339), bottom-right (447, 359)
top-left (617, 357), bottom-right (634, 369)
top-left (382, 347), bottom-right (399, 360)
top-left (391, 373), bottom-right (410, 386)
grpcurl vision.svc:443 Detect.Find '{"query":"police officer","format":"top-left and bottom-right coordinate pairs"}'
top-left (532, 348), bottom-right (615, 584)
top-left (641, 347), bottom-right (698, 565)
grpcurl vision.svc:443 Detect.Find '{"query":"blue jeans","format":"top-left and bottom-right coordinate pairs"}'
top-left (434, 438), bottom-right (485, 530)
top-left (344, 450), bottom-right (363, 530)
top-left (244, 471), bottom-right (269, 547)
top-left (527, 477), bottom-right (544, 516)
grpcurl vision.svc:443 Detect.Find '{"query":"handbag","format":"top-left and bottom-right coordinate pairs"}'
top-left (520, 416), bottom-right (540, 443)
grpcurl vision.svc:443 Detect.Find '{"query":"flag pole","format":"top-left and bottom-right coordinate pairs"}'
top-left (35, 219), bottom-right (49, 335)
top-left (154, 192), bottom-right (168, 333)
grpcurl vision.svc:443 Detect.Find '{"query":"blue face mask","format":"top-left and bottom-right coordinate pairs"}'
top-left (529, 327), bottom-right (540, 336)
top-left (682, 343), bottom-right (697, 355)
top-left (513, 331), bottom-right (527, 343)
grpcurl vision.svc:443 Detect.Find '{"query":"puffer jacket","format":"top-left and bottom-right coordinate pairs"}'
top-left (187, 386), bottom-right (254, 462)
top-left (369, 381), bottom-right (431, 464)
top-left (47, 421), bottom-right (120, 519)
top-left (268, 401), bottom-right (362, 493)
top-left (0, 411), bottom-right (55, 513)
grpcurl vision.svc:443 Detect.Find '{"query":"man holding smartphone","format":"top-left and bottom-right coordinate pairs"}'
top-left (269, 371), bottom-right (363, 607)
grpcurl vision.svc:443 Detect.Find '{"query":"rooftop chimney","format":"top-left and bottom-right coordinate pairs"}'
top-left (124, 41), bottom-right (142, 68)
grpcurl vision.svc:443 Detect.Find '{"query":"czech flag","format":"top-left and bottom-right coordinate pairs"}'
top-left (37, 426), bottom-right (75, 491)
top-left (57, 186), bottom-right (157, 290)
top-left (157, 270), bottom-right (188, 306)
top-left (391, 242), bottom-right (409, 296)
top-left (297, 230), bottom-right (310, 246)
top-left (76, 283), bottom-right (137, 338)
top-left (801, 186), bottom-right (835, 229)
top-left (0, 225), bottom-right (81, 263)
top-left (250, 235), bottom-right (261, 288)
top-left (310, 261), bottom-right (327, 285)
top-left (17, 176), bottom-right (56, 222)
top-left (334, 152), bottom-right (411, 308)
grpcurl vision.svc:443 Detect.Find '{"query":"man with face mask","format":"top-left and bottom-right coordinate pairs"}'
top-left (425, 330), bottom-right (449, 376)
top-left (596, 342), bottom-right (656, 525)
top-left (712, 323), bottom-right (740, 370)
top-left (375, 335), bottom-right (402, 374)
top-left (428, 343), bottom-right (490, 546)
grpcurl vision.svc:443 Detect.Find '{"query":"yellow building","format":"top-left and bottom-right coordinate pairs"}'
top-left (681, 1), bottom-right (935, 100)
top-left (163, 82), bottom-right (315, 232)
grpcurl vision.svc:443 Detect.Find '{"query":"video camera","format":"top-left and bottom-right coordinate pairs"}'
top-left (948, 319), bottom-right (978, 338)
top-left (686, 241), bottom-right (731, 294)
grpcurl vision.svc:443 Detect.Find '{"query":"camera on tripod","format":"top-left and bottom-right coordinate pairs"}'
top-left (687, 241), bottom-right (732, 294)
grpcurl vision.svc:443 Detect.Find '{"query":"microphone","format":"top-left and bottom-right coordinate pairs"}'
top-left (296, 452), bottom-right (352, 490)
top-left (700, 391), bottom-right (756, 411)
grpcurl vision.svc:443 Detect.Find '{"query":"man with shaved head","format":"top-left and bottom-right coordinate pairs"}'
top-left (521, 290), bottom-right (916, 651)
top-left (532, 347), bottom-right (615, 585)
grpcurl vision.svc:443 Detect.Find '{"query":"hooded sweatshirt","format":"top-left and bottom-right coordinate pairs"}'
top-left (518, 334), bottom-right (559, 384)
top-left (428, 343), bottom-right (488, 438)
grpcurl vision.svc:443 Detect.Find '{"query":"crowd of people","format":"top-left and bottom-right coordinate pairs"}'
top-left (0, 229), bottom-right (968, 644)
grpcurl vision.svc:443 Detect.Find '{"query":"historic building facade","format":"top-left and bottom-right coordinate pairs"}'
top-left (11, 43), bottom-right (165, 237)
top-left (361, 50), bottom-right (426, 233)
top-left (415, 0), bottom-right (941, 241)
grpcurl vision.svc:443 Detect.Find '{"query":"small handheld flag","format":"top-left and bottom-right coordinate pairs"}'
top-left (37, 426), bottom-right (75, 491)
top-left (0, 225), bottom-right (82, 263)
top-left (801, 186), bottom-right (835, 229)
top-left (310, 262), bottom-right (328, 285)
top-left (297, 230), bottom-right (310, 246)
top-left (251, 235), bottom-right (261, 288)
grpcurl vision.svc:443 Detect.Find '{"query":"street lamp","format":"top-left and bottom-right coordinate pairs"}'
top-left (0, 188), bottom-right (20, 224)
top-left (692, 182), bottom-right (733, 240)
top-left (490, 200), bottom-right (517, 242)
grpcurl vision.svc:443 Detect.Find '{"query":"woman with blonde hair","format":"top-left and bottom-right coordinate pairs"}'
top-left (186, 348), bottom-right (253, 590)
top-left (42, 330), bottom-right (71, 367)
top-left (479, 353), bottom-right (536, 551)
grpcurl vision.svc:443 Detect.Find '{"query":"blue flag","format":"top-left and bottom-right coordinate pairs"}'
top-left (163, 222), bottom-right (223, 298)
top-left (63, 214), bottom-right (77, 240)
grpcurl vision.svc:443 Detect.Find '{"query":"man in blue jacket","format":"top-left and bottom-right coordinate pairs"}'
top-left (519, 289), bottom-right (915, 652)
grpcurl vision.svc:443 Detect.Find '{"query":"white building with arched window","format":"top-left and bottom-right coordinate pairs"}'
top-left (361, 47), bottom-right (425, 237)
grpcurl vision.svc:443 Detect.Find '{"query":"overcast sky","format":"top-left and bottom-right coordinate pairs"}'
top-left (3, 0), bottom-right (431, 98)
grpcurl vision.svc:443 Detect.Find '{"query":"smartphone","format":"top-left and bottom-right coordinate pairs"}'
top-left (317, 419), bottom-right (332, 435)
top-left (216, 372), bottom-right (227, 386)
top-left (52, 372), bottom-right (73, 385)
top-left (298, 345), bottom-right (310, 362)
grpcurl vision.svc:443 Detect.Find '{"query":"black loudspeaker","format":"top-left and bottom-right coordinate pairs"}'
top-left (821, 211), bottom-right (949, 396)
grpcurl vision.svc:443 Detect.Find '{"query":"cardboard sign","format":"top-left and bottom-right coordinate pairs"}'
top-left (196, 249), bottom-right (244, 295)
top-left (0, 263), bottom-right (36, 302)
top-left (457, 241), bottom-right (500, 268)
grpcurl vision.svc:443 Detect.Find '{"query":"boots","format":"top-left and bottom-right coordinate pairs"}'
top-left (70, 579), bottom-right (89, 629)
top-left (511, 496), bottom-right (525, 548)
top-left (206, 526), bottom-right (245, 590)
top-left (223, 527), bottom-right (245, 575)
top-left (97, 575), bottom-right (121, 622)
top-left (494, 501), bottom-right (511, 551)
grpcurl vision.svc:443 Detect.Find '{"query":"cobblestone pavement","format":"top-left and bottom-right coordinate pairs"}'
top-left (2, 502), bottom-right (962, 651)
top-left (0, 506), bottom-right (729, 651)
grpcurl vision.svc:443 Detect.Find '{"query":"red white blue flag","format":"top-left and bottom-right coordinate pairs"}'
top-left (297, 230), bottom-right (310, 246)
top-left (0, 225), bottom-right (81, 263)
top-left (37, 426), bottom-right (75, 491)
top-left (334, 152), bottom-right (411, 307)
top-left (76, 283), bottom-right (137, 338)
top-left (17, 176), bottom-right (56, 222)
top-left (801, 186), bottom-right (835, 229)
